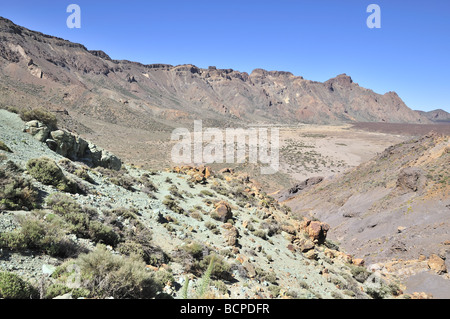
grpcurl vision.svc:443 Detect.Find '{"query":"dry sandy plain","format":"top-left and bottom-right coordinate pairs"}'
top-left (79, 118), bottom-right (424, 193)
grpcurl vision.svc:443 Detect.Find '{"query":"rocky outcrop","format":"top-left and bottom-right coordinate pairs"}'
top-left (24, 120), bottom-right (50, 142)
top-left (24, 121), bottom-right (121, 170)
top-left (396, 167), bottom-right (426, 192)
top-left (49, 130), bottom-right (89, 160)
top-left (427, 254), bottom-right (447, 275)
top-left (305, 220), bottom-right (330, 245)
top-left (274, 176), bottom-right (324, 202)
top-left (222, 222), bottom-right (239, 247)
top-left (86, 142), bottom-right (122, 171)
top-left (170, 165), bottom-right (212, 184)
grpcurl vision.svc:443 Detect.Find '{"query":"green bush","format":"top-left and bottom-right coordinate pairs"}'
top-left (46, 193), bottom-right (96, 237)
top-left (181, 241), bottom-right (205, 260)
top-left (0, 272), bottom-right (38, 299)
top-left (349, 265), bottom-right (371, 283)
top-left (253, 229), bottom-right (268, 240)
top-left (58, 159), bottom-right (95, 184)
top-left (0, 166), bottom-right (39, 210)
top-left (195, 254), bottom-right (232, 281)
top-left (27, 157), bottom-right (78, 193)
top-left (200, 190), bottom-right (214, 197)
top-left (63, 245), bottom-right (162, 299)
top-left (268, 285), bottom-right (281, 298)
top-left (44, 283), bottom-right (90, 299)
top-left (88, 220), bottom-right (120, 247)
top-left (104, 207), bottom-right (138, 220)
top-left (110, 175), bottom-right (137, 191)
top-left (117, 223), bottom-right (167, 266)
top-left (0, 213), bottom-right (79, 258)
top-left (0, 140), bottom-right (12, 153)
top-left (162, 195), bottom-right (185, 214)
top-left (20, 108), bottom-right (58, 130)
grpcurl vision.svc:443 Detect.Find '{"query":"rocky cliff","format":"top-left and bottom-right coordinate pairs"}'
top-left (0, 16), bottom-right (430, 135)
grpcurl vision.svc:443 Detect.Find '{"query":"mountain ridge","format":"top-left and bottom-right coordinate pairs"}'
top-left (0, 16), bottom-right (431, 134)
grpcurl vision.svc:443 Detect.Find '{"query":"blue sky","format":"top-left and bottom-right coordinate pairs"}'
top-left (1, 0), bottom-right (449, 112)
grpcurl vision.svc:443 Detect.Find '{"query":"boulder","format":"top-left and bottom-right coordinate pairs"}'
top-left (222, 223), bottom-right (239, 247)
top-left (25, 120), bottom-right (50, 142)
top-left (303, 249), bottom-right (317, 260)
top-left (219, 167), bottom-right (234, 174)
top-left (50, 130), bottom-right (88, 160)
top-left (306, 221), bottom-right (330, 244)
top-left (87, 143), bottom-right (122, 171)
top-left (46, 130), bottom-right (121, 170)
top-left (427, 254), bottom-right (447, 275)
top-left (300, 239), bottom-right (315, 252)
top-left (214, 201), bottom-right (232, 222)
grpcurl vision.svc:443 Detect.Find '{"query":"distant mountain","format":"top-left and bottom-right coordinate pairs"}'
top-left (416, 109), bottom-right (450, 123)
top-left (0, 16), bottom-right (430, 136)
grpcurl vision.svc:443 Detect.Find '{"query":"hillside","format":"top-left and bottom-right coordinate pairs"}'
top-left (0, 109), bottom-right (416, 299)
top-left (277, 133), bottom-right (450, 297)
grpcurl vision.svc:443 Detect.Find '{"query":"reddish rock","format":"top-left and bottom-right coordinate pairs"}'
top-left (215, 201), bottom-right (233, 222)
top-left (352, 258), bottom-right (365, 266)
top-left (306, 221), bottom-right (330, 244)
top-left (427, 254), bottom-right (447, 275)
top-left (222, 223), bottom-right (239, 246)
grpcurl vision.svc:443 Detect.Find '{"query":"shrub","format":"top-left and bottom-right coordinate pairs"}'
top-left (0, 166), bottom-right (39, 210)
top-left (19, 108), bottom-right (57, 130)
top-left (195, 254), bottom-right (232, 281)
top-left (118, 224), bottom-right (168, 266)
top-left (162, 196), bottom-right (184, 214)
top-left (110, 175), bottom-right (137, 191)
top-left (46, 193), bottom-right (97, 238)
top-left (0, 271), bottom-right (38, 299)
top-left (181, 241), bottom-right (205, 260)
top-left (260, 220), bottom-right (281, 237)
top-left (256, 268), bottom-right (277, 285)
top-left (0, 140), bottom-right (12, 153)
top-left (105, 207), bottom-right (138, 220)
top-left (268, 285), bottom-right (281, 298)
top-left (27, 157), bottom-right (77, 193)
top-left (0, 213), bottom-right (79, 258)
top-left (139, 176), bottom-right (158, 193)
top-left (253, 229), bottom-right (268, 240)
top-left (349, 265), bottom-right (371, 283)
top-left (67, 245), bottom-right (162, 299)
top-left (200, 190), bottom-right (214, 197)
top-left (44, 283), bottom-right (89, 299)
top-left (58, 159), bottom-right (95, 184)
top-left (88, 221), bottom-right (120, 247)
top-left (153, 269), bottom-right (175, 288)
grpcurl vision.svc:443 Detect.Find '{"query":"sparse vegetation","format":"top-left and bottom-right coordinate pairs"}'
top-left (54, 245), bottom-right (162, 299)
top-left (0, 162), bottom-right (39, 210)
top-left (27, 157), bottom-right (81, 193)
top-left (0, 140), bottom-right (12, 153)
top-left (162, 195), bottom-right (185, 214)
top-left (0, 212), bottom-right (79, 258)
top-left (19, 108), bottom-right (58, 130)
top-left (0, 271), bottom-right (38, 299)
